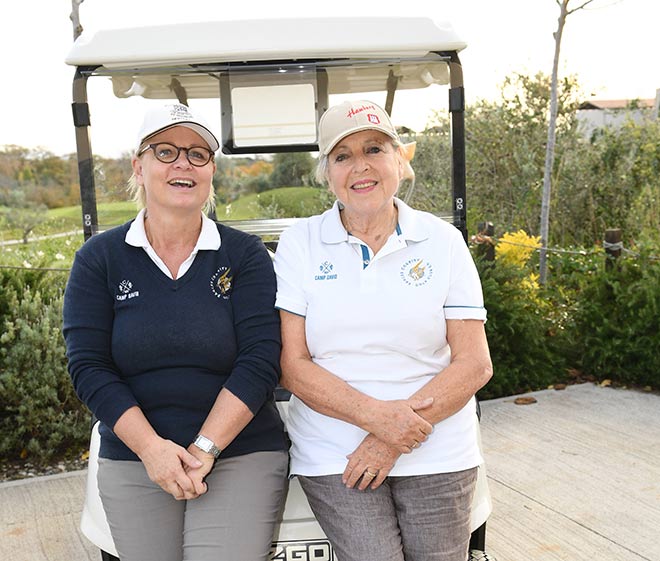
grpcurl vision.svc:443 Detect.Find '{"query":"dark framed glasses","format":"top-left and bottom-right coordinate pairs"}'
top-left (139, 142), bottom-right (214, 167)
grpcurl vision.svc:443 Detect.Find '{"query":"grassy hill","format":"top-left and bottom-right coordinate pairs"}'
top-left (3, 186), bottom-right (331, 240)
top-left (0, 187), bottom-right (332, 268)
top-left (218, 186), bottom-right (331, 221)
top-left (45, 186), bottom-right (330, 230)
top-left (45, 201), bottom-right (138, 234)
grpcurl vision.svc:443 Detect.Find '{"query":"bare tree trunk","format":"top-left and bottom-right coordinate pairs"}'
top-left (70, 0), bottom-right (85, 41)
top-left (539, 1), bottom-right (568, 284)
top-left (539, 0), bottom-right (595, 284)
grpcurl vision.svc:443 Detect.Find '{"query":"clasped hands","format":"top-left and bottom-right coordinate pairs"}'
top-left (138, 436), bottom-right (215, 500)
top-left (343, 396), bottom-right (434, 491)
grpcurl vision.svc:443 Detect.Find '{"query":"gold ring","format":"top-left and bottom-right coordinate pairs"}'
top-left (365, 470), bottom-right (377, 478)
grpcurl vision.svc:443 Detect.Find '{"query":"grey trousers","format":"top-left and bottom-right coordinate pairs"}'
top-left (98, 450), bottom-right (288, 561)
top-left (299, 468), bottom-right (477, 561)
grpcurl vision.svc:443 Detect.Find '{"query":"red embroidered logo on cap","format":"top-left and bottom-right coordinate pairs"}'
top-left (346, 104), bottom-right (376, 118)
top-left (367, 114), bottom-right (381, 125)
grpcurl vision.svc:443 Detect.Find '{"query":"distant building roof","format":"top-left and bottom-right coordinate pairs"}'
top-left (578, 99), bottom-right (655, 110)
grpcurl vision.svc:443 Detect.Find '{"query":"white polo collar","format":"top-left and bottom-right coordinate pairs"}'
top-left (319, 197), bottom-right (430, 244)
top-left (125, 208), bottom-right (221, 250)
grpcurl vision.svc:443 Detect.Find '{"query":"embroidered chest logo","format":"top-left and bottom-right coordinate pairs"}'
top-left (210, 267), bottom-right (233, 299)
top-left (116, 279), bottom-right (140, 301)
top-left (400, 258), bottom-right (434, 287)
top-left (315, 261), bottom-right (338, 281)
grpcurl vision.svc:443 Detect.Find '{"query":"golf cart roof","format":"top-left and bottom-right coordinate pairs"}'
top-left (65, 17), bottom-right (466, 99)
top-left (66, 17), bottom-right (465, 68)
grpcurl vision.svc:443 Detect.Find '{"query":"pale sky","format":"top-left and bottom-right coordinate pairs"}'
top-left (1, 0), bottom-right (657, 157)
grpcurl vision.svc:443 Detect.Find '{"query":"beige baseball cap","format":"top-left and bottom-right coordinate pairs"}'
top-left (317, 100), bottom-right (399, 155)
top-left (135, 103), bottom-right (220, 153)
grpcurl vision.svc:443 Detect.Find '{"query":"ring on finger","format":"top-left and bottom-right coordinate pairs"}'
top-left (365, 469), bottom-right (377, 478)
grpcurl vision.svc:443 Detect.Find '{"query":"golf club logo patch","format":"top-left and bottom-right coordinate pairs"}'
top-left (211, 267), bottom-right (233, 299)
top-left (400, 258), bottom-right (433, 287)
top-left (116, 279), bottom-right (140, 301)
top-left (315, 261), bottom-right (337, 281)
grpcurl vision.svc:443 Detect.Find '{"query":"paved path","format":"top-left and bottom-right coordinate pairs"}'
top-left (0, 470), bottom-right (97, 560)
top-left (1, 383), bottom-right (659, 561)
top-left (481, 383), bottom-right (660, 561)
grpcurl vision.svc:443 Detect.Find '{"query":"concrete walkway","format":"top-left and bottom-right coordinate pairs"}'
top-left (480, 383), bottom-right (660, 561)
top-left (0, 469), bottom-right (97, 560)
top-left (1, 383), bottom-right (659, 561)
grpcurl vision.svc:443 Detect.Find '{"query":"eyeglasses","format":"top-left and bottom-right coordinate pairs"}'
top-left (138, 142), bottom-right (214, 167)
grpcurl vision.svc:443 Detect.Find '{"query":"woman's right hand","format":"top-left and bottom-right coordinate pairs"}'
top-left (138, 436), bottom-right (206, 500)
top-left (363, 397), bottom-right (434, 454)
top-left (112, 407), bottom-right (206, 499)
top-left (343, 433), bottom-right (401, 490)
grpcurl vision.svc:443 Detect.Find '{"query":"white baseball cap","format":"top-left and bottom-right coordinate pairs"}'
top-left (135, 103), bottom-right (220, 153)
top-left (318, 100), bottom-right (399, 155)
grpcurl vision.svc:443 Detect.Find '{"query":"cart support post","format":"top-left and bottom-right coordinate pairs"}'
top-left (469, 522), bottom-right (487, 551)
top-left (72, 67), bottom-right (99, 241)
top-left (447, 54), bottom-right (467, 243)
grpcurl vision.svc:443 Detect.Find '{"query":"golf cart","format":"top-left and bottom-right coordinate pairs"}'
top-left (65, 16), bottom-right (495, 561)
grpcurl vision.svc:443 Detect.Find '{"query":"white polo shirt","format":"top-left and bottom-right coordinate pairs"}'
top-left (274, 198), bottom-right (487, 476)
top-left (125, 209), bottom-right (221, 279)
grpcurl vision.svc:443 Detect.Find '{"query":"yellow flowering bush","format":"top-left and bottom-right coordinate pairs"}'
top-left (521, 271), bottom-right (540, 292)
top-left (494, 230), bottom-right (543, 304)
top-left (495, 230), bottom-right (541, 267)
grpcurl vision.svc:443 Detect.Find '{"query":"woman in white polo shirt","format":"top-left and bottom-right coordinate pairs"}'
top-left (274, 99), bottom-right (493, 561)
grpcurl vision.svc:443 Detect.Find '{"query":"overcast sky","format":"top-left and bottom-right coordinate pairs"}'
top-left (1, 0), bottom-right (657, 157)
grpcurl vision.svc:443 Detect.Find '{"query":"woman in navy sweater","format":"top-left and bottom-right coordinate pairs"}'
top-left (63, 103), bottom-right (288, 561)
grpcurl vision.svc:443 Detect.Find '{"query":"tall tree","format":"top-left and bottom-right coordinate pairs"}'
top-left (539, 0), bottom-right (596, 283)
top-left (419, 72), bottom-right (582, 237)
top-left (270, 152), bottom-right (315, 188)
top-left (70, 0), bottom-right (85, 40)
top-left (2, 191), bottom-right (47, 244)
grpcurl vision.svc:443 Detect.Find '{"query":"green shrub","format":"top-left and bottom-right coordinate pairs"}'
top-left (475, 255), bottom-right (569, 399)
top-left (542, 248), bottom-right (604, 368)
top-left (0, 267), bottom-right (65, 326)
top-left (571, 251), bottom-right (660, 388)
top-left (0, 236), bottom-right (79, 271)
top-left (0, 282), bottom-right (88, 462)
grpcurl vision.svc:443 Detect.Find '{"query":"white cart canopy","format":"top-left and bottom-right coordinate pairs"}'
top-left (66, 17), bottom-right (466, 99)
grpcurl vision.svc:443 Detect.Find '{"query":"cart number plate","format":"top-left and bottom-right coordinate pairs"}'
top-left (270, 539), bottom-right (335, 560)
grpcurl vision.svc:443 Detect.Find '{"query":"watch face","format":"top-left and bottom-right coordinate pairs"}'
top-left (195, 435), bottom-right (219, 457)
top-left (196, 435), bottom-right (212, 450)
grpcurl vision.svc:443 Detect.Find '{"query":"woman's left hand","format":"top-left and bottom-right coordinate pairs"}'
top-left (342, 434), bottom-right (401, 491)
top-left (185, 444), bottom-right (216, 495)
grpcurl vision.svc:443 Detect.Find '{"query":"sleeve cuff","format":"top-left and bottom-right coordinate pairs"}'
top-left (275, 295), bottom-right (307, 317)
top-left (444, 305), bottom-right (487, 322)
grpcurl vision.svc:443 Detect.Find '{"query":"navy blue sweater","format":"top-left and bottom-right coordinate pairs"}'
top-left (63, 220), bottom-right (287, 461)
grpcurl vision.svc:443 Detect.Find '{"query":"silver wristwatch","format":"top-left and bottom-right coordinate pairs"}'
top-left (193, 434), bottom-right (221, 459)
